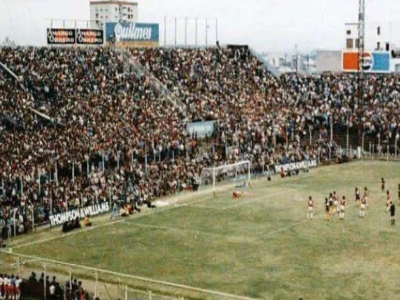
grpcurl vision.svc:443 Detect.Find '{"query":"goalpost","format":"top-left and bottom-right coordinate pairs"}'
top-left (199, 161), bottom-right (251, 196)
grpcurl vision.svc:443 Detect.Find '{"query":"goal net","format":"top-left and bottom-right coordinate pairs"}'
top-left (199, 161), bottom-right (251, 196)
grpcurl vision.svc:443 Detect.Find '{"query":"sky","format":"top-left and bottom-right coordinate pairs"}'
top-left (0, 0), bottom-right (400, 52)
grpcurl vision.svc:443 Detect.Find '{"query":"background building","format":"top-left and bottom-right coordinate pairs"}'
top-left (345, 22), bottom-right (392, 52)
top-left (90, 0), bottom-right (138, 29)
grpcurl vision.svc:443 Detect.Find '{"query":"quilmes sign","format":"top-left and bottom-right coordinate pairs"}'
top-left (49, 202), bottom-right (110, 227)
top-left (274, 160), bottom-right (318, 173)
top-left (105, 22), bottom-right (159, 47)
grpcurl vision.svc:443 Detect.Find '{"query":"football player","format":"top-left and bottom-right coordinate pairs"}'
top-left (307, 196), bottom-right (314, 220)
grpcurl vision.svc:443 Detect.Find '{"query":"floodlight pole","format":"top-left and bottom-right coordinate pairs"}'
top-left (216, 18), bottom-right (219, 42)
top-left (358, 0), bottom-right (366, 108)
top-left (185, 17), bottom-right (188, 46)
top-left (175, 17), bottom-right (177, 47)
top-left (164, 16), bottom-right (167, 47)
top-left (195, 18), bottom-right (198, 46)
top-left (206, 19), bottom-right (208, 47)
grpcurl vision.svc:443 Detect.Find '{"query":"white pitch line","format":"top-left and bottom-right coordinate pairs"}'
top-left (222, 191), bottom-right (286, 210)
top-left (123, 215), bottom-right (316, 247)
top-left (9, 188), bottom-right (250, 250)
top-left (182, 195), bottom-right (219, 206)
top-left (1, 250), bottom-right (260, 300)
top-left (254, 216), bottom-right (324, 242)
top-left (189, 205), bottom-right (226, 210)
top-left (261, 219), bottom-right (310, 238)
top-left (8, 166), bottom-right (338, 253)
top-left (8, 195), bottom-right (218, 250)
top-left (120, 221), bottom-right (255, 243)
top-left (9, 220), bottom-right (123, 249)
top-left (11, 194), bottom-right (216, 250)
top-left (6, 165), bottom-right (321, 250)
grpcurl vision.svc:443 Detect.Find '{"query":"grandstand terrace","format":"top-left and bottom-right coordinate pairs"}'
top-left (1, 46), bottom-right (400, 235)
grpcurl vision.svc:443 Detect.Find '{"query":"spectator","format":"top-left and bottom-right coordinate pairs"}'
top-left (15, 276), bottom-right (22, 300)
top-left (28, 272), bottom-right (37, 283)
top-left (83, 215), bottom-right (92, 227)
top-left (0, 46), bottom-right (398, 237)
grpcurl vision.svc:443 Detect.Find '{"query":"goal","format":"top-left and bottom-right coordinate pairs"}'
top-left (199, 161), bottom-right (251, 196)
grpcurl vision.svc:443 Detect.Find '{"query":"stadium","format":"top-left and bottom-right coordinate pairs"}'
top-left (0, 0), bottom-right (400, 300)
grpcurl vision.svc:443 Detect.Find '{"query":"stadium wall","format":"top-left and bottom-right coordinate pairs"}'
top-left (316, 50), bottom-right (342, 73)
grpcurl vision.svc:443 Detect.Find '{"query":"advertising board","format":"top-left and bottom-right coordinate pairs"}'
top-left (105, 22), bottom-right (159, 48)
top-left (76, 29), bottom-right (104, 45)
top-left (49, 203), bottom-right (110, 227)
top-left (47, 28), bottom-right (76, 45)
top-left (187, 121), bottom-right (215, 138)
top-left (343, 51), bottom-right (391, 73)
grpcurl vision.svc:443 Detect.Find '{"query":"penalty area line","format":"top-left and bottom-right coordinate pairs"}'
top-left (1, 250), bottom-right (260, 300)
top-left (257, 216), bottom-right (323, 240)
top-left (119, 221), bottom-right (255, 243)
top-left (222, 191), bottom-right (286, 210)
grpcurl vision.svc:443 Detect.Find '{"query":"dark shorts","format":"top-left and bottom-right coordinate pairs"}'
top-left (390, 208), bottom-right (395, 217)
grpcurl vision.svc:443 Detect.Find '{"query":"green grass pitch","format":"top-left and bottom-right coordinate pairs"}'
top-left (5, 161), bottom-right (400, 300)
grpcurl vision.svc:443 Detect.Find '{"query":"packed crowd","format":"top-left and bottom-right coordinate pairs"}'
top-left (0, 47), bottom-right (192, 233)
top-left (0, 271), bottom-right (90, 300)
top-left (0, 273), bottom-right (22, 300)
top-left (1, 45), bottom-right (399, 235)
top-left (282, 73), bottom-right (400, 143)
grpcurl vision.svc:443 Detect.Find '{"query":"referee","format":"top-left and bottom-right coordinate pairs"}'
top-left (390, 200), bottom-right (396, 226)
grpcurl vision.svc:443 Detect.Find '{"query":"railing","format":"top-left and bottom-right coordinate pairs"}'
top-left (0, 251), bottom-right (236, 300)
top-left (335, 145), bottom-right (400, 162)
top-left (0, 254), bottom-right (182, 300)
top-left (118, 49), bottom-right (188, 120)
top-left (0, 61), bottom-right (20, 82)
top-left (248, 47), bottom-right (281, 78)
